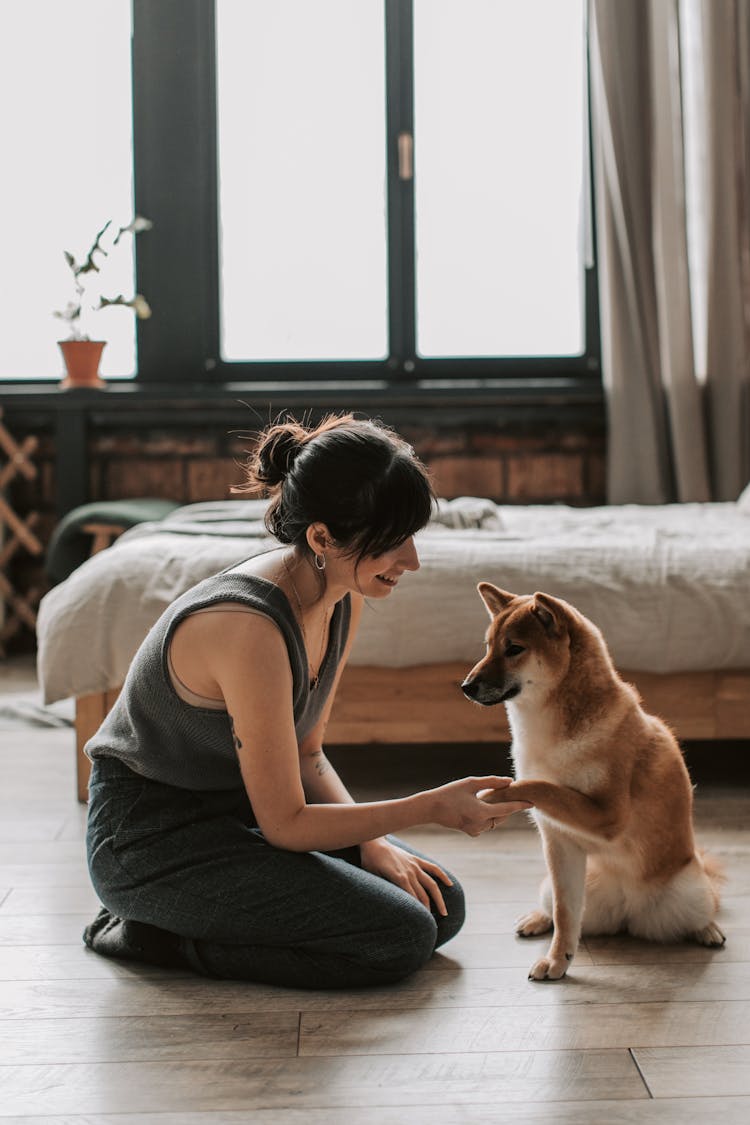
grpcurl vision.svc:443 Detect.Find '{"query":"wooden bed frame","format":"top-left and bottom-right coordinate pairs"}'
top-left (74, 664), bottom-right (750, 801)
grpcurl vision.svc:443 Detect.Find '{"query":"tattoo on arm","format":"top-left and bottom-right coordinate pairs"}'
top-left (310, 750), bottom-right (330, 777)
top-left (229, 715), bottom-right (242, 752)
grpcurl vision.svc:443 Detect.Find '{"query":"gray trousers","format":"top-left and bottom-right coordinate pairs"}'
top-left (86, 756), bottom-right (465, 989)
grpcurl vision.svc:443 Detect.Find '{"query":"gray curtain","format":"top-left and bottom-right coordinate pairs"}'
top-left (589, 0), bottom-right (750, 503)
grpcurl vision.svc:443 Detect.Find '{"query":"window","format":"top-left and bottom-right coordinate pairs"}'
top-left (216, 0), bottom-right (389, 362)
top-left (3, 0), bottom-right (598, 385)
top-left (1, 1), bottom-right (134, 381)
top-left (413, 0), bottom-right (589, 359)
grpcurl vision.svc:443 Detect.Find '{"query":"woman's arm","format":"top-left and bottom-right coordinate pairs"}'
top-left (199, 609), bottom-right (517, 853)
top-left (295, 598), bottom-right (457, 915)
top-left (294, 600), bottom-right (530, 905)
top-left (296, 592), bottom-right (364, 809)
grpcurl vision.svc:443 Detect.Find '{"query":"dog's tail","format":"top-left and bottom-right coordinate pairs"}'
top-left (699, 849), bottom-right (727, 910)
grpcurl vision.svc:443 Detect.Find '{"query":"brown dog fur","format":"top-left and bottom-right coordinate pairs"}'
top-left (461, 583), bottom-right (725, 981)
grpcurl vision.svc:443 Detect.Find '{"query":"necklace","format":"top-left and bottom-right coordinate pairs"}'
top-left (283, 555), bottom-right (331, 690)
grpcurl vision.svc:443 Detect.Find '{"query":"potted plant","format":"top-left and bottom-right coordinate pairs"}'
top-left (54, 216), bottom-right (153, 388)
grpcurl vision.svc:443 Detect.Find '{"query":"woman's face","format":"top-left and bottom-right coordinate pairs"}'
top-left (349, 535), bottom-right (421, 599)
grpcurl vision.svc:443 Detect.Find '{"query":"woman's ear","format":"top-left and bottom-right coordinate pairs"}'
top-left (305, 522), bottom-right (332, 556)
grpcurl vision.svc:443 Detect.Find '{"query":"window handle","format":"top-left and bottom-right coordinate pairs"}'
top-left (398, 131), bottom-right (413, 181)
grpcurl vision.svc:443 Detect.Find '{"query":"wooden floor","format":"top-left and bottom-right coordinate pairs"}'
top-left (1, 656), bottom-right (750, 1122)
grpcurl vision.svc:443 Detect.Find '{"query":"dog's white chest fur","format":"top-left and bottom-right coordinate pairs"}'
top-left (508, 706), bottom-right (602, 785)
top-left (508, 705), bottom-right (607, 844)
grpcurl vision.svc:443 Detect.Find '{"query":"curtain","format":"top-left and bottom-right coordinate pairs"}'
top-left (589, 0), bottom-right (750, 503)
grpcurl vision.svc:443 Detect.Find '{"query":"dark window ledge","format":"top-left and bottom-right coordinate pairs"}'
top-left (1, 376), bottom-right (604, 428)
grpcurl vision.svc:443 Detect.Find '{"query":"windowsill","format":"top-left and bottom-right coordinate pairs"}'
top-left (0, 375), bottom-right (604, 419)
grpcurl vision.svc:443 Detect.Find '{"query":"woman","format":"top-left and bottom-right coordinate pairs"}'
top-left (83, 414), bottom-right (530, 988)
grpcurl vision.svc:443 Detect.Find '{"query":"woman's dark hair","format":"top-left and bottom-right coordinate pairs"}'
top-left (234, 414), bottom-right (435, 560)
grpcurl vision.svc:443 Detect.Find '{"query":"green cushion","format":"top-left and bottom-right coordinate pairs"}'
top-left (46, 498), bottom-right (181, 584)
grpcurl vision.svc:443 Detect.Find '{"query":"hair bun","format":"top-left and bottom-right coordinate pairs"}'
top-left (255, 422), bottom-right (307, 487)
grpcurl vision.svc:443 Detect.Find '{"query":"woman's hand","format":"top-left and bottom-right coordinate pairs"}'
top-left (360, 838), bottom-right (453, 915)
top-left (428, 776), bottom-right (532, 837)
top-left (477, 781), bottom-right (535, 828)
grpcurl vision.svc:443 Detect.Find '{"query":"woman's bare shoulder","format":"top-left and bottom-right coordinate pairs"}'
top-left (175, 601), bottom-right (283, 638)
top-left (170, 603), bottom-right (288, 700)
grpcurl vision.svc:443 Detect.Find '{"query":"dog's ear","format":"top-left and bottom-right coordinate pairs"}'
top-left (531, 592), bottom-right (565, 637)
top-left (477, 582), bottom-right (515, 619)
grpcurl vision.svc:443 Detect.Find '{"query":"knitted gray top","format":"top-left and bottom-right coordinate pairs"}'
top-left (85, 570), bottom-right (351, 790)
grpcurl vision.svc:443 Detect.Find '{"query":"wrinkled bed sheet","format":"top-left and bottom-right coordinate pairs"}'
top-left (36, 496), bottom-right (750, 703)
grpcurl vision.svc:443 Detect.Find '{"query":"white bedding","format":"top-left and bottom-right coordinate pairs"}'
top-left (36, 497), bottom-right (750, 704)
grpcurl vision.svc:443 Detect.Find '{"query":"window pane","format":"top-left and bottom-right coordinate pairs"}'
top-left (0, 1), bottom-right (135, 380)
top-left (414, 0), bottom-right (587, 358)
top-left (216, 0), bottom-right (388, 362)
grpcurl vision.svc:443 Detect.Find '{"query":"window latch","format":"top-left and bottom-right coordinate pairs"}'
top-left (398, 131), bottom-right (413, 181)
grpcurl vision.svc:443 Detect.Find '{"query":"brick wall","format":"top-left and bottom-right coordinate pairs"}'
top-left (86, 421), bottom-right (606, 507)
top-left (3, 415), bottom-right (605, 652)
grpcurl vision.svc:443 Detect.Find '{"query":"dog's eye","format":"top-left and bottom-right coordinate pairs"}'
top-left (505, 642), bottom-right (525, 657)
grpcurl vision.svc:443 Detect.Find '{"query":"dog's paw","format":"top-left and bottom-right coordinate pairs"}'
top-left (694, 922), bottom-right (726, 948)
top-left (516, 910), bottom-right (553, 937)
top-left (528, 952), bottom-right (571, 981)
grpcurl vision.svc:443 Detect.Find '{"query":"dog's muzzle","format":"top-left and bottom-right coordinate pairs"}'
top-left (461, 678), bottom-right (521, 706)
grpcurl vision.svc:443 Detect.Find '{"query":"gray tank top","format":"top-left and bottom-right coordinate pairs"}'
top-left (85, 569), bottom-right (351, 791)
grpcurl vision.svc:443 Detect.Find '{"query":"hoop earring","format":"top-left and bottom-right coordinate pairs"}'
top-left (314, 553), bottom-right (326, 572)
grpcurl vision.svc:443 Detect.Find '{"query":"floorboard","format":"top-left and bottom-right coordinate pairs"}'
top-left (0, 1051), bottom-right (648, 1115)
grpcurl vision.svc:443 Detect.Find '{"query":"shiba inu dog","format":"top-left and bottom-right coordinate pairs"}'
top-left (461, 583), bottom-right (725, 981)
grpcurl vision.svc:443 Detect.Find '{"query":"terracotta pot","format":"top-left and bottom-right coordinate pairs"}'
top-left (58, 340), bottom-right (106, 389)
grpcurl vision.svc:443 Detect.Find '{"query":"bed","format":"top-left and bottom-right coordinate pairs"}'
top-left (36, 493), bottom-right (750, 800)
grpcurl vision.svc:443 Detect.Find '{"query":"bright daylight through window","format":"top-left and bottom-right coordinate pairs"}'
top-left (1, 0), bottom-right (590, 382)
top-left (216, 0), bottom-right (589, 367)
top-left (216, 0), bottom-right (389, 363)
top-left (413, 0), bottom-right (588, 358)
top-left (1, 1), bottom-right (134, 381)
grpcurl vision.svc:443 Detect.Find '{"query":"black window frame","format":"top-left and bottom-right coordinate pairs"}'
top-left (132, 0), bottom-right (600, 386)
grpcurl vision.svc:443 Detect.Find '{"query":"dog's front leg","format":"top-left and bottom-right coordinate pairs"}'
top-left (484, 779), bottom-right (622, 840)
top-left (529, 829), bottom-right (586, 981)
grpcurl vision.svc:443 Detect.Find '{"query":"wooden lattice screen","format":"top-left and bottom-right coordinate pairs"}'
top-left (0, 407), bottom-right (43, 654)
